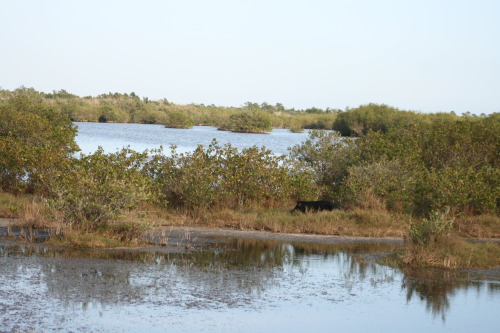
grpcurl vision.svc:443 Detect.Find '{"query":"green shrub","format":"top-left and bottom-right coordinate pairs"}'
top-left (347, 118), bottom-right (499, 215)
top-left (342, 159), bottom-right (417, 210)
top-left (407, 209), bottom-right (454, 246)
top-left (148, 140), bottom-right (315, 213)
top-left (164, 110), bottom-right (195, 128)
top-left (224, 110), bottom-right (272, 133)
top-left (288, 130), bottom-right (359, 199)
top-left (98, 104), bottom-right (130, 122)
top-left (332, 103), bottom-right (420, 136)
top-left (414, 166), bottom-right (500, 215)
top-left (0, 95), bottom-right (78, 193)
top-left (45, 148), bottom-right (154, 226)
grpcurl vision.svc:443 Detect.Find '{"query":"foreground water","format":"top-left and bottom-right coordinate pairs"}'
top-left (75, 122), bottom-right (311, 155)
top-left (1, 238), bottom-right (499, 332)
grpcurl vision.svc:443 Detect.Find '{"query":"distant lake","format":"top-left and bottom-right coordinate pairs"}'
top-left (75, 122), bottom-right (311, 155)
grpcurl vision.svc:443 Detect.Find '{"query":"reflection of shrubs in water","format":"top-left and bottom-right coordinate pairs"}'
top-left (402, 268), bottom-right (483, 320)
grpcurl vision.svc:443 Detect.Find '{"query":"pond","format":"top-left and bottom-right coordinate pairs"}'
top-left (1, 236), bottom-right (499, 332)
top-left (75, 122), bottom-right (312, 155)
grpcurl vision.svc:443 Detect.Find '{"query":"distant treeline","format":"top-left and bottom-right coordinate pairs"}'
top-left (0, 86), bottom-right (492, 135)
top-left (0, 87), bottom-right (339, 133)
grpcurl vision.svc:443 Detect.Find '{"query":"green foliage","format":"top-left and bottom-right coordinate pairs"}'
top-left (343, 159), bottom-right (417, 210)
top-left (291, 113), bottom-right (499, 215)
top-left (163, 110), bottom-right (195, 128)
top-left (288, 119), bottom-right (304, 133)
top-left (0, 87), bottom-right (343, 131)
top-left (2, 86), bottom-right (498, 229)
top-left (355, 118), bottom-right (499, 214)
top-left (147, 140), bottom-right (316, 213)
top-left (0, 95), bottom-right (78, 193)
top-left (407, 209), bottom-right (455, 246)
top-left (98, 104), bottom-right (130, 123)
top-left (223, 110), bottom-right (272, 133)
top-left (288, 130), bottom-right (359, 199)
top-left (333, 103), bottom-right (422, 136)
top-left (45, 148), bottom-right (154, 225)
top-left (414, 166), bottom-right (499, 214)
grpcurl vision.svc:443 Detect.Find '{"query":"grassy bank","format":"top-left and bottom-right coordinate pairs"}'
top-left (379, 210), bottom-right (500, 269)
top-left (399, 237), bottom-right (500, 269)
top-left (3, 192), bottom-right (499, 270)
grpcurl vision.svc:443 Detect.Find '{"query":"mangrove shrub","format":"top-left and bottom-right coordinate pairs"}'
top-left (45, 148), bottom-right (154, 226)
top-left (147, 140), bottom-right (316, 213)
top-left (0, 95), bottom-right (78, 193)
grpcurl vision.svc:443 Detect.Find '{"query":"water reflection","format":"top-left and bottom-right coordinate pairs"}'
top-left (1, 240), bottom-right (498, 332)
top-left (402, 267), bottom-right (499, 321)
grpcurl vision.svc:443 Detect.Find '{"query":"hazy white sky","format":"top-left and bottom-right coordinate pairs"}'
top-left (1, 0), bottom-right (499, 113)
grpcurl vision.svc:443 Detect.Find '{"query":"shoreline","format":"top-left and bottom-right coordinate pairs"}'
top-left (3, 218), bottom-right (499, 247)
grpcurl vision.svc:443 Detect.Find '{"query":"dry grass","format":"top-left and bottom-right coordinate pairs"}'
top-left (3, 193), bottom-right (498, 255)
top-left (454, 214), bottom-right (500, 239)
top-left (45, 219), bottom-right (153, 248)
top-left (400, 236), bottom-right (500, 269)
top-left (154, 205), bottom-right (411, 238)
top-left (0, 192), bottom-right (35, 218)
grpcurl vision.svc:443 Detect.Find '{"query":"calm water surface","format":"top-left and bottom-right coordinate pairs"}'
top-left (75, 122), bottom-right (311, 155)
top-left (1, 239), bottom-right (499, 332)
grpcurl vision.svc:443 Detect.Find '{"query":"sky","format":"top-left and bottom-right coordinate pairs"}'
top-left (1, 0), bottom-right (499, 114)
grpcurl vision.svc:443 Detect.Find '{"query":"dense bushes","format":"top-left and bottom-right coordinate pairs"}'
top-left (163, 110), bottom-right (195, 128)
top-left (0, 95), bottom-right (78, 193)
top-left (288, 130), bottom-right (359, 200)
top-left (222, 110), bottom-right (273, 133)
top-left (147, 140), bottom-right (316, 213)
top-left (0, 91), bottom-right (316, 226)
top-left (45, 148), bottom-right (154, 225)
top-left (291, 115), bottom-right (499, 215)
top-left (332, 103), bottom-right (423, 136)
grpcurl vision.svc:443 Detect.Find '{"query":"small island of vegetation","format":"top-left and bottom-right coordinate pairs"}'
top-left (0, 87), bottom-right (499, 269)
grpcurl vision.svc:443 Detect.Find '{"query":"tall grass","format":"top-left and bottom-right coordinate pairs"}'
top-left (159, 204), bottom-right (411, 238)
top-left (398, 209), bottom-right (500, 269)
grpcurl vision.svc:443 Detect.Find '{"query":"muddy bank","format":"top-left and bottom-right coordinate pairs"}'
top-left (148, 225), bottom-right (404, 246)
top-left (4, 217), bottom-right (499, 249)
top-left (2, 218), bottom-right (498, 255)
top-left (1, 217), bottom-right (403, 248)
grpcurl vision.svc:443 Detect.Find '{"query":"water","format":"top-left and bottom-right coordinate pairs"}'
top-left (75, 122), bottom-right (311, 155)
top-left (1, 239), bottom-right (499, 332)
top-left (10, 122), bottom-right (498, 331)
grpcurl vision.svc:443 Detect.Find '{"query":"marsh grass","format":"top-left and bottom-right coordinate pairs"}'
top-left (3, 193), bottom-right (499, 261)
top-left (400, 237), bottom-right (500, 269)
top-left (381, 209), bottom-right (500, 269)
top-left (454, 214), bottom-right (500, 239)
top-left (45, 220), bottom-right (153, 248)
top-left (2, 197), bottom-right (155, 248)
top-left (160, 205), bottom-right (411, 238)
top-left (0, 192), bottom-right (34, 218)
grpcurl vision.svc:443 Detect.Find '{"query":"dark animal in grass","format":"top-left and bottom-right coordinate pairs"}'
top-left (291, 200), bottom-right (340, 213)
